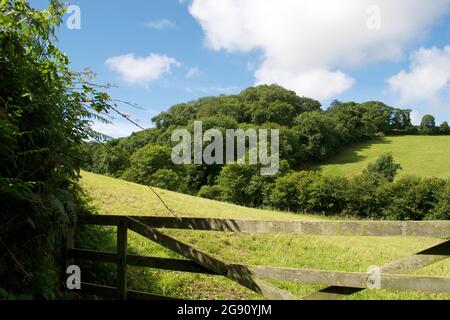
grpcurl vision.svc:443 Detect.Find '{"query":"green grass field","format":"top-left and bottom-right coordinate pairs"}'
top-left (316, 136), bottom-right (450, 178)
top-left (80, 171), bottom-right (450, 300)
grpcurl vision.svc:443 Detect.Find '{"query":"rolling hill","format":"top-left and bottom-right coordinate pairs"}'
top-left (79, 171), bottom-right (450, 300)
top-left (316, 136), bottom-right (450, 178)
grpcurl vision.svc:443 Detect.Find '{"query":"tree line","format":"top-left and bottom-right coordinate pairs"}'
top-left (81, 85), bottom-right (450, 220)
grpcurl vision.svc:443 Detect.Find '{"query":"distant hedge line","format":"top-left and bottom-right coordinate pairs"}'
top-left (267, 172), bottom-right (449, 220)
top-left (196, 154), bottom-right (449, 221)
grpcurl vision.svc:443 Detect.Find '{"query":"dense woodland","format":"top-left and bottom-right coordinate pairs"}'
top-left (82, 86), bottom-right (450, 220)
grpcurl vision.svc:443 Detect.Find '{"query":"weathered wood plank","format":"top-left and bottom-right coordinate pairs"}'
top-left (117, 219), bottom-right (128, 300)
top-left (128, 255), bottom-right (217, 275)
top-left (79, 282), bottom-right (180, 300)
top-left (69, 248), bottom-right (216, 274)
top-left (238, 265), bottom-right (450, 293)
top-left (302, 240), bottom-right (450, 300)
top-left (382, 240), bottom-right (450, 274)
top-left (136, 217), bottom-right (450, 237)
top-left (80, 215), bottom-right (450, 237)
top-left (127, 217), bottom-right (298, 300)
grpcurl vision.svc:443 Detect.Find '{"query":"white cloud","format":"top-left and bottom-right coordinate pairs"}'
top-left (388, 46), bottom-right (450, 105)
top-left (106, 53), bottom-right (180, 86)
top-left (255, 67), bottom-right (355, 100)
top-left (189, 0), bottom-right (450, 100)
top-left (186, 67), bottom-right (201, 78)
top-left (145, 19), bottom-right (175, 30)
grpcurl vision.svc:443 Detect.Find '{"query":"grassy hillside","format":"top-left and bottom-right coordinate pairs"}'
top-left (80, 171), bottom-right (321, 221)
top-left (316, 136), bottom-right (450, 178)
top-left (79, 171), bottom-right (450, 300)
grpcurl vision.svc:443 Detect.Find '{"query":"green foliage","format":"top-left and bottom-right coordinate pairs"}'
top-left (80, 82), bottom-right (449, 220)
top-left (364, 153), bottom-right (402, 182)
top-left (269, 171), bottom-right (320, 212)
top-left (0, 0), bottom-right (112, 298)
top-left (197, 185), bottom-right (223, 200)
top-left (429, 180), bottom-right (450, 220)
top-left (216, 164), bottom-right (259, 206)
top-left (439, 121), bottom-right (449, 135)
top-left (149, 169), bottom-right (184, 192)
top-left (420, 114), bottom-right (437, 135)
top-left (121, 144), bottom-right (178, 185)
top-left (382, 177), bottom-right (446, 220)
top-left (82, 83), bottom-right (422, 201)
top-left (344, 173), bottom-right (389, 218)
top-left (269, 165), bottom-right (450, 221)
top-left (307, 175), bottom-right (349, 214)
top-left (74, 224), bottom-right (117, 287)
top-left (293, 111), bottom-right (340, 160)
top-left (269, 172), bottom-right (304, 212)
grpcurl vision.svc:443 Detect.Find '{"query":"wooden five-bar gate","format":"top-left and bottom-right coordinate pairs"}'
top-left (65, 215), bottom-right (450, 300)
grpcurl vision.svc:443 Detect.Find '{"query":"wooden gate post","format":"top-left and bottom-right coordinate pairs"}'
top-left (117, 218), bottom-right (128, 300)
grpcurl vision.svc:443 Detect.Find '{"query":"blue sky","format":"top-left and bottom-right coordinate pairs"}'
top-left (32, 0), bottom-right (450, 137)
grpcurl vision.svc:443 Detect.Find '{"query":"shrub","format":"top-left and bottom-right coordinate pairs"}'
top-left (308, 175), bottom-right (349, 214)
top-left (216, 164), bottom-right (259, 206)
top-left (270, 171), bottom-right (320, 213)
top-left (428, 179), bottom-right (450, 220)
top-left (419, 115), bottom-right (437, 135)
top-left (382, 177), bottom-right (446, 220)
top-left (364, 153), bottom-right (402, 182)
top-left (197, 185), bottom-right (223, 200)
top-left (121, 144), bottom-right (177, 185)
top-left (344, 173), bottom-right (389, 218)
top-left (150, 169), bottom-right (184, 192)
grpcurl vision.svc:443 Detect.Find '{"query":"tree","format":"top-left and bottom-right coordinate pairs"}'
top-left (269, 171), bottom-right (320, 213)
top-left (429, 179), bottom-right (450, 220)
top-left (308, 175), bottom-right (349, 214)
top-left (420, 115), bottom-right (436, 135)
top-left (390, 108), bottom-right (412, 130)
top-left (293, 111), bottom-right (340, 160)
top-left (329, 100), bottom-right (342, 108)
top-left (216, 164), bottom-right (259, 206)
top-left (364, 153), bottom-right (402, 182)
top-left (197, 185), bottom-right (223, 200)
top-left (439, 121), bottom-right (449, 135)
top-left (382, 177), bottom-right (446, 220)
top-left (150, 169), bottom-right (184, 192)
top-left (345, 173), bottom-right (388, 218)
top-left (121, 145), bottom-right (178, 185)
top-left (269, 172), bottom-right (305, 212)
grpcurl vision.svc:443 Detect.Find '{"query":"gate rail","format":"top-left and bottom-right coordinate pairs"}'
top-left (65, 215), bottom-right (450, 300)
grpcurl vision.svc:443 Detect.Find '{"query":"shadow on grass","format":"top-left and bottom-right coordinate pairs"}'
top-left (314, 138), bottom-right (393, 171)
